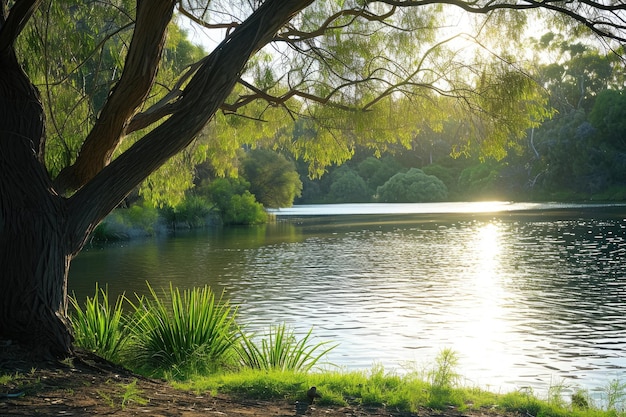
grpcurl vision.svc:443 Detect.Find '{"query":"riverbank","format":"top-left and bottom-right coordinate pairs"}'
top-left (0, 348), bottom-right (518, 417)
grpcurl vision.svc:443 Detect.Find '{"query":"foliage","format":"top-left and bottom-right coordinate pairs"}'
top-left (127, 283), bottom-right (239, 376)
top-left (328, 166), bottom-right (371, 203)
top-left (222, 192), bottom-right (268, 225)
top-left (206, 178), bottom-right (268, 225)
top-left (159, 195), bottom-right (216, 229)
top-left (241, 149), bottom-right (302, 208)
top-left (457, 161), bottom-right (503, 199)
top-left (377, 168), bottom-right (448, 202)
top-left (93, 204), bottom-right (161, 240)
top-left (421, 163), bottom-right (461, 197)
top-left (602, 378), bottom-right (626, 413)
top-left (589, 89), bottom-right (626, 151)
top-left (235, 324), bottom-right (336, 372)
top-left (69, 285), bottom-right (130, 362)
top-left (357, 156), bottom-right (404, 194)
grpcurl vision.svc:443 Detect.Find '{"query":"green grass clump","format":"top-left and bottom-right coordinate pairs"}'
top-left (235, 323), bottom-right (336, 372)
top-left (127, 283), bottom-right (239, 376)
top-left (69, 284), bottom-right (129, 362)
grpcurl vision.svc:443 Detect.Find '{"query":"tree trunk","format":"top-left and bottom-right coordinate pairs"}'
top-left (0, 0), bottom-right (314, 358)
top-left (0, 48), bottom-right (74, 357)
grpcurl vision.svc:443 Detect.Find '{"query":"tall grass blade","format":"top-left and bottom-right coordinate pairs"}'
top-left (127, 282), bottom-right (239, 376)
top-left (69, 284), bottom-right (129, 362)
top-left (235, 323), bottom-right (336, 372)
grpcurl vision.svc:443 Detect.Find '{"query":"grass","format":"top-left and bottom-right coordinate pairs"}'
top-left (69, 283), bottom-right (626, 417)
top-left (235, 323), bottom-right (337, 372)
top-left (69, 284), bottom-right (130, 362)
top-left (98, 379), bottom-right (148, 409)
top-left (126, 283), bottom-right (239, 376)
top-left (178, 365), bottom-right (626, 417)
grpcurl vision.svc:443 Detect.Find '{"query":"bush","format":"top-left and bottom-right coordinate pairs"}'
top-left (457, 162), bottom-right (502, 199)
top-left (328, 167), bottom-right (371, 203)
top-left (94, 203), bottom-right (161, 240)
top-left (160, 195), bottom-right (216, 228)
top-left (377, 168), bottom-right (447, 202)
top-left (241, 149), bottom-right (303, 208)
top-left (223, 192), bottom-right (268, 225)
top-left (207, 178), bottom-right (268, 225)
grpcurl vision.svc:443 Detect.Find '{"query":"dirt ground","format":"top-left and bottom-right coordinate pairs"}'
top-left (0, 346), bottom-right (519, 417)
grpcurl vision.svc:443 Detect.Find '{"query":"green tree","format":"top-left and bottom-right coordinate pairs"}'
top-left (206, 177), bottom-right (267, 225)
top-left (328, 166), bottom-right (371, 203)
top-left (589, 89), bottom-right (626, 151)
top-left (357, 156), bottom-right (403, 194)
top-left (457, 161), bottom-right (502, 199)
top-left (1, 0), bottom-right (624, 357)
top-left (377, 168), bottom-right (448, 202)
top-left (241, 149), bottom-right (303, 208)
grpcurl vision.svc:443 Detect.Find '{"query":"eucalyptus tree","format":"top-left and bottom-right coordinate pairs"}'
top-left (1, 0), bottom-right (624, 358)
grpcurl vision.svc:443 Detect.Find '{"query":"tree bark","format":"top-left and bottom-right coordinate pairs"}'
top-left (0, 47), bottom-right (73, 357)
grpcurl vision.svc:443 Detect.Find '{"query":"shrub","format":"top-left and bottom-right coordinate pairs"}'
top-left (160, 195), bottom-right (215, 228)
top-left (223, 192), bottom-right (268, 225)
top-left (377, 168), bottom-right (448, 202)
top-left (206, 178), bottom-right (268, 225)
top-left (328, 167), bottom-right (370, 203)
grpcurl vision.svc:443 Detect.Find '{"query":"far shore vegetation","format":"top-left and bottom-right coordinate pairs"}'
top-left (50, 283), bottom-right (626, 417)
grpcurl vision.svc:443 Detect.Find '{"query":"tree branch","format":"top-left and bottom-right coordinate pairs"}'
top-left (378, 0), bottom-right (626, 42)
top-left (0, 0), bottom-right (42, 53)
top-left (66, 0), bottom-right (314, 252)
top-left (54, 0), bottom-right (177, 193)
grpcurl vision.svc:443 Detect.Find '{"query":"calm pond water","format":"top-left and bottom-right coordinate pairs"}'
top-left (70, 202), bottom-right (626, 398)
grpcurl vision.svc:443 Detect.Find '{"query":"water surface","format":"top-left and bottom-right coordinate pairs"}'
top-left (70, 202), bottom-right (626, 397)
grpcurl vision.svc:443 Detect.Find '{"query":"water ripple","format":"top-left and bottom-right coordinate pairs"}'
top-left (70, 205), bottom-right (626, 396)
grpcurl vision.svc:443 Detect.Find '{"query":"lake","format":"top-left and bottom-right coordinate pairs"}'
top-left (69, 202), bottom-right (626, 399)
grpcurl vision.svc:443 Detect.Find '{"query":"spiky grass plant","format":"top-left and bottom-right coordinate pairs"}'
top-left (427, 348), bottom-right (463, 408)
top-left (69, 284), bottom-right (129, 362)
top-left (235, 323), bottom-right (336, 372)
top-left (127, 283), bottom-right (239, 376)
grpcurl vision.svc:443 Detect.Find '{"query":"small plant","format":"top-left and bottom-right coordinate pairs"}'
top-left (119, 379), bottom-right (148, 408)
top-left (69, 284), bottom-right (130, 362)
top-left (127, 283), bottom-right (239, 376)
top-left (427, 348), bottom-right (461, 408)
top-left (603, 378), bottom-right (626, 412)
top-left (429, 348), bottom-right (460, 389)
top-left (235, 323), bottom-right (336, 372)
top-left (571, 388), bottom-right (591, 410)
top-left (546, 377), bottom-right (569, 408)
top-left (99, 379), bottom-right (148, 409)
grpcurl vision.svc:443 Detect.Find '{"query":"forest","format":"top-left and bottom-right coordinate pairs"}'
top-left (105, 30), bottom-right (626, 228)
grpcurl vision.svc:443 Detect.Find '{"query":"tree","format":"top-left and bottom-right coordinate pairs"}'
top-left (377, 168), bottom-right (448, 202)
top-left (1, 0), bottom-right (625, 357)
top-left (328, 166), bottom-right (371, 202)
top-left (241, 149), bottom-right (302, 208)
